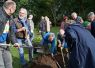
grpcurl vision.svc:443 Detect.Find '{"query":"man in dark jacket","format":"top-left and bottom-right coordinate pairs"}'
top-left (65, 23), bottom-right (95, 68)
top-left (0, 1), bottom-right (19, 68)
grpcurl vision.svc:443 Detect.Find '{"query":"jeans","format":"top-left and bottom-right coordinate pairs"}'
top-left (17, 39), bottom-right (33, 65)
top-left (30, 33), bottom-right (34, 41)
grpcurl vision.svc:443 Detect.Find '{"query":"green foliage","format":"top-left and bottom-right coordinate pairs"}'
top-left (14, 0), bottom-right (95, 25)
top-left (19, 0), bottom-right (28, 5)
top-left (32, 35), bottom-right (42, 43)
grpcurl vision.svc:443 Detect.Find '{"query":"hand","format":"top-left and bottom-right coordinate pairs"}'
top-left (18, 27), bottom-right (26, 32)
top-left (14, 43), bottom-right (20, 48)
top-left (21, 27), bottom-right (26, 31)
top-left (58, 44), bottom-right (62, 47)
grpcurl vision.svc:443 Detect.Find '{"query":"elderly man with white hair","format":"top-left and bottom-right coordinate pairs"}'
top-left (71, 12), bottom-right (83, 24)
top-left (88, 12), bottom-right (95, 38)
top-left (12, 8), bottom-right (33, 68)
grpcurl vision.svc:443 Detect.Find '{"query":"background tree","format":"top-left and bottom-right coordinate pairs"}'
top-left (1, 0), bottom-right (95, 26)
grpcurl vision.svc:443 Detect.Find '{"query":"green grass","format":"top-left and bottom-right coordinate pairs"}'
top-left (11, 26), bottom-right (59, 68)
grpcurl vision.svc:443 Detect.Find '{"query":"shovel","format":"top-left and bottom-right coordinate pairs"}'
top-left (60, 46), bottom-right (66, 68)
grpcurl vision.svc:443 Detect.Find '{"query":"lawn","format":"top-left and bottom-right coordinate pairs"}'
top-left (11, 26), bottom-right (59, 68)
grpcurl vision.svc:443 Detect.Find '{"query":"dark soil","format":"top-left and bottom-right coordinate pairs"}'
top-left (29, 43), bottom-right (69, 68)
top-left (28, 53), bottom-right (69, 68)
top-left (30, 54), bottom-right (58, 68)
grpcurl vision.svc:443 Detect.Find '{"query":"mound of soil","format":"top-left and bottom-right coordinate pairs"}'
top-left (29, 53), bottom-right (69, 68)
top-left (28, 43), bottom-right (69, 68)
top-left (30, 54), bottom-right (58, 68)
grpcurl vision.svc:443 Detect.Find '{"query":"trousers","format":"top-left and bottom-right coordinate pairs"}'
top-left (0, 47), bottom-right (12, 68)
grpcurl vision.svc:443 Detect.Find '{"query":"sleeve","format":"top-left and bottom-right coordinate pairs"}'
top-left (27, 23), bottom-right (31, 35)
top-left (0, 18), bottom-right (6, 35)
top-left (43, 32), bottom-right (50, 40)
top-left (65, 27), bottom-right (77, 49)
top-left (9, 23), bottom-right (17, 44)
top-left (31, 20), bottom-right (34, 31)
top-left (0, 33), bottom-right (8, 43)
top-left (12, 23), bottom-right (18, 33)
top-left (10, 20), bottom-right (18, 33)
top-left (50, 38), bottom-right (56, 54)
top-left (29, 20), bottom-right (34, 33)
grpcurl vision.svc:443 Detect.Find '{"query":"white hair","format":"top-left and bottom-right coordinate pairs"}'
top-left (71, 12), bottom-right (77, 18)
top-left (88, 12), bottom-right (95, 18)
top-left (19, 8), bottom-right (27, 17)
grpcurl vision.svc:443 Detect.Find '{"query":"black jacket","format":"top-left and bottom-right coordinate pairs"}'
top-left (0, 7), bottom-right (17, 44)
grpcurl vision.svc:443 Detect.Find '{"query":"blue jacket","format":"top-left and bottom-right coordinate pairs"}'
top-left (42, 32), bottom-right (56, 54)
top-left (65, 23), bottom-right (95, 68)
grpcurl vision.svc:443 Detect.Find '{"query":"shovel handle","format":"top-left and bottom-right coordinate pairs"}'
top-left (0, 44), bottom-right (10, 46)
top-left (60, 47), bottom-right (66, 68)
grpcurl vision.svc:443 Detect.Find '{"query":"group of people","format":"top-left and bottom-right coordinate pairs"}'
top-left (39, 11), bottom-right (95, 68)
top-left (0, 0), bottom-right (34, 68)
top-left (39, 16), bottom-right (52, 37)
top-left (1, 0), bottom-right (95, 68)
top-left (58, 12), bottom-right (95, 68)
